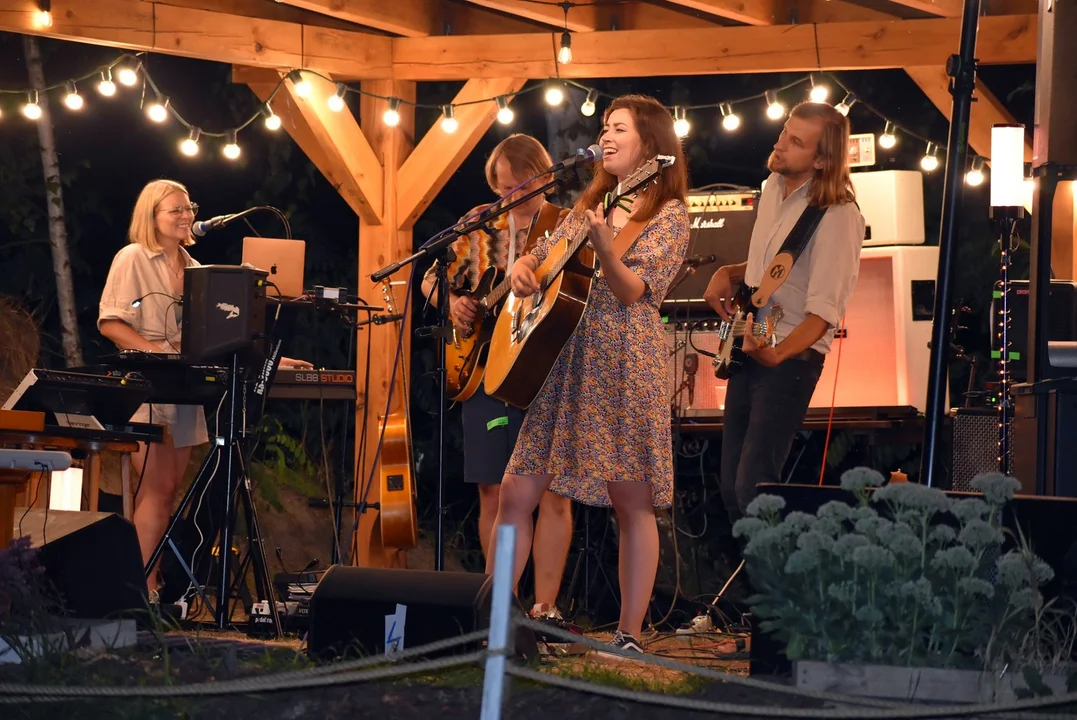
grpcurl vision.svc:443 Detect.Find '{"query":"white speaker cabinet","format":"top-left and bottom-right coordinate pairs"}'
top-left (850, 170), bottom-right (926, 246)
top-left (809, 245), bottom-right (939, 412)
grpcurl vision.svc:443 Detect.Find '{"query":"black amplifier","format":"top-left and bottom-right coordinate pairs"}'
top-left (662, 188), bottom-right (758, 313)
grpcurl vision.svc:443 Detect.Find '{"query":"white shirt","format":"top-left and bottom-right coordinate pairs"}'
top-left (745, 172), bottom-right (865, 355)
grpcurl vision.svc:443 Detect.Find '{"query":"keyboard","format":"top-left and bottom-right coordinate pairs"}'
top-left (269, 369), bottom-right (357, 401)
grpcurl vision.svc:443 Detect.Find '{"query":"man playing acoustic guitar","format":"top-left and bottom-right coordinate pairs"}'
top-left (703, 102), bottom-right (865, 522)
top-left (421, 134), bottom-right (574, 626)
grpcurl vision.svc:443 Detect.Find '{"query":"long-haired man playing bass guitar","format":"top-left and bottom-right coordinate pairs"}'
top-left (703, 102), bottom-right (865, 523)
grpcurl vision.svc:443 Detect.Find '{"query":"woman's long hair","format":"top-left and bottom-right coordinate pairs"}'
top-left (789, 102), bottom-right (856, 209)
top-left (574, 94), bottom-right (689, 222)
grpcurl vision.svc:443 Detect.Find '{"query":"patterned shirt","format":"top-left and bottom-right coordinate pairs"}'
top-left (428, 202), bottom-right (570, 293)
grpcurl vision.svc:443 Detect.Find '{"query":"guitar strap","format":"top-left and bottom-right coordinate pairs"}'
top-left (610, 219), bottom-right (647, 260)
top-left (750, 203), bottom-right (826, 308)
top-left (523, 202), bottom-right (564, 254)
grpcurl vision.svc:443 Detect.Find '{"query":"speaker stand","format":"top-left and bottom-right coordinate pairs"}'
top-left (146, 352), bottom-right (282, 636)
top-left (564, 507), bottom-right (619, 620)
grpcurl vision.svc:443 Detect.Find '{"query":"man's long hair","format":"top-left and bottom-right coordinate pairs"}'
top-left (574, 94), bottom-right (689, 222)
top-left (790, 102), bottom-right (856, 209)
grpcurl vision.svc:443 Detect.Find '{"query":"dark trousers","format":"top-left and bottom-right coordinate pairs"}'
top-left (719, 351), bottom-right (825, 523)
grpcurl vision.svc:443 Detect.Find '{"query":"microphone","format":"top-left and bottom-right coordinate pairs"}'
top-left (547, 144), bottom-right (604, 173)
top-left (192, 213), bottom-right (238, 237)
top-left (682, 254), bottom-right (717, 268)
top-left (684, 352), bottom-right (698, 407)
top-left (372, 313), bottom-right (405, 325)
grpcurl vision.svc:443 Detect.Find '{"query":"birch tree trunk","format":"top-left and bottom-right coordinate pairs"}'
top-left (24, 35), bottom-right (83, 368)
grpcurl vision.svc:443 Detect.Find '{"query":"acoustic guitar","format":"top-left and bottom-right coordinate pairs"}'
top-left (376, 279), bottom-right (418, 549)
top-left (483, 155), bottom-right (673, 409)
top-left (711, 282), bottom-right (784, 379)
top-left (444, 203), bottom-right (563, 403)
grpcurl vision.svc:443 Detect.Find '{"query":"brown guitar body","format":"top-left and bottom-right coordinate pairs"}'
top-left (483, 237), bottom-right (596, 409)
top-left (445, 266), bottom-right (502, 403)
top-left (378, 410), bottom-right (418, 549)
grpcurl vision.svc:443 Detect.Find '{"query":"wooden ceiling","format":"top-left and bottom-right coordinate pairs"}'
top-left (0, 0), bottom-right (1038, 81)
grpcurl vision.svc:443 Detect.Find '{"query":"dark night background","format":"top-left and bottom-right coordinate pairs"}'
top-left (0, 32), bottom-right (1038, 584)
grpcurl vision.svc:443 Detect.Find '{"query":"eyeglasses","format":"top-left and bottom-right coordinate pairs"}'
top-left (158, 203), bottom-right (199, 218)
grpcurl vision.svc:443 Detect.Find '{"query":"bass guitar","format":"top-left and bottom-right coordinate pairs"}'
top-left (483, 154), bottom-right (674, 409)
top-left (711, 282), bottom-right (784, 379)
top-left (444, 202), bottom-right (562, 403)
top-left (376, 279), bottom-right (418, 549)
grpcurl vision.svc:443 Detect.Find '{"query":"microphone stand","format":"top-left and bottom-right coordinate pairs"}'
top-left (371, 168), bottom-right (578, 572)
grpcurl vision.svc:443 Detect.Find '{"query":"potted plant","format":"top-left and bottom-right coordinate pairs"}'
top-left (733, 468), bottom-right (1073, 702)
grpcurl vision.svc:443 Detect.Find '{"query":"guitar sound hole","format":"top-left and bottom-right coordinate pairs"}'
top-left (387, 474), bottom-right (404, 492)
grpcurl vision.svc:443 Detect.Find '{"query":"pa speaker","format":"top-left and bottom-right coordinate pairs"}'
top-left (18, 509), bottom-right (147, 619)
top-left (181, 264), bottom-right (268, 361)
top-left (307, 565), bottom-right (537, 660)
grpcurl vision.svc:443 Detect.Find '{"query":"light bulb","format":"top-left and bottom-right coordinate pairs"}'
top-left (720, 103), bottom-right (740, 131)
top-left (180, 128), bottom-right (200, 157)
top-left (63, 83), bottom-right (83, 111)
top-left (557, 32), bottom-right (572, 65)
top-left (117, 66), bottom-right (138, 86)
top-left (22, 93), bottom-right (41, 120)
top-left (440, 105), bottom-right (457, 133)
top-left (764, 90), bottom-right (784, 121)
top-left (34, 9), bottom-right (51, 28)
top-left (328, 84), bottom-right (346, 112)
top-left (545, 85), bottom-right (563, 106)
top-left (879, 120), bottom-right (897, 149)
top-left (147, 97), bottom-right (169, 123)
top-left (97, 71), bottom-right (116, 97)
top-left (288, 71), bottom-right (312, 99)
top-left (496, 96), bottom-right (513, 124)
top-left (673, 106), bottom-right (689, 138)
top-left (383, 97), bottom-right (401, 127)
top-left (223, 130), bottom-right (241, 160)
top-left (581, 89), bottom-right (598, 117)
top-left (809, 84), bottom-right (828, 103)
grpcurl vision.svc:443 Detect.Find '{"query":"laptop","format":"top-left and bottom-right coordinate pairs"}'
top-left (241, 237), bottom-right (307, 299)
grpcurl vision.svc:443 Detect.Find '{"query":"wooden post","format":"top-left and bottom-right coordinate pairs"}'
top-left (352, 80), bottom-right (416, 568)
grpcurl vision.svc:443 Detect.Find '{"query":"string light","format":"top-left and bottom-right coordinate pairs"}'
top-left (179, 127), bottom-right (200, 157)
top-left (558, 31), bottom-right (573, 65)
top-left (33, 0), bottom-right (51, 28)
top-left (0, 53), bottom-right (993, 175)
top-left (62, 81), bottom-right (82, 111)
top-left (222, 129), bottom-right (241, 160)
top-left (439, 105), bottom-right (458, 134)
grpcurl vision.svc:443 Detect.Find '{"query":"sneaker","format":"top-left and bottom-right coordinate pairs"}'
top-left (148, 589), bottom-right (161, 605)
top-left (597, 630), bottom-right (644, 660)
top-left (530, 605), bottom-right (586, 655)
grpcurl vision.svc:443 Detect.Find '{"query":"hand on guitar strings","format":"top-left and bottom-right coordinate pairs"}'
top-left (510, 256), bottom-right (541, 297)
top-left (702, 267), bottom-right (735, 321)
top-left (449, 293), bottom-right (479, 329)
top-left (741, 312), bottom-right (781, 368)
top-left (584, 203), bottom-right (616, 258)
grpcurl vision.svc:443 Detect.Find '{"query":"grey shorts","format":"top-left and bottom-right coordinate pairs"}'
top-left (130, 403), bottom-right (209, 448)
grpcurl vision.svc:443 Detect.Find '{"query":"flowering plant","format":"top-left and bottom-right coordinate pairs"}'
top-left (733, 469), bottom-right (1054, 669)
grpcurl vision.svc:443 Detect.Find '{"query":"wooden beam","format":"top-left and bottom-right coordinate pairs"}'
top-left (354, 80), bottom-right (415, 569)
top-left (144, 0), bottom-right (376, 32)
top-left (274, 0), bottom-right (542, 37)
top-left (391, 15), bottom-right (1036, 80)
top-left (277, 70), bottom-right (384, 224)
top-left (794, 0), bottom-right (899, 22)
top-left (661, 0), bottom-right (787, 26)
top-left (904, 65), bottom-right (1033, 163)
top-left (884, 0), bottom-right (961, 15)
top-left (0, 0), bottom-right (393, 77)
top-left (814, 14), bottom-right (1035, 70)
top-left (396, 77), bottom-right (526, 229)
top-left (464, 0), bottom-right (597, 31)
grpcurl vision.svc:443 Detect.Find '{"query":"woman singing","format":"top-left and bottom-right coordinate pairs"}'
top-left (487, 95), bottom-right (691, 655)
top-left (99, 179), bottom-right (310, 601)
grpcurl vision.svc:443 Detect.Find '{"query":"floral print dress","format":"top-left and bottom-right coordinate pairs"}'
top-left (505, 199), bottom-right (690, 508)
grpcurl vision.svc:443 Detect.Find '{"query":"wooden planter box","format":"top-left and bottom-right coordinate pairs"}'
top-left (0, 618), bottom-right (137, 664)
top-left (794, 659), bottom-right (1070, 703)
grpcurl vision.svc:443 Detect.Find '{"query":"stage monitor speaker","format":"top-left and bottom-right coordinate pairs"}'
top-left (951, 408), bottom-right (1014, 493)
top-left (1012, 378), bottom-right (1077, 497)
top-left (16, 509), bottom-right (147, 619)
top-left (661, 190), bottom-right (758, 313)
top-left (306, 565), bottom-right (537, 661)
top-left (991, 280), bottom-right (1077, 383)
top-left (181, 264), bottom-right (268, 362)
top-left (849, 170), bottom-right (925, 246)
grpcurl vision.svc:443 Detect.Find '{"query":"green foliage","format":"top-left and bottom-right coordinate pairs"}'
top-left (250, 417), bottom-right (324, 510)
top-left (734, 468), bottom-right (1056, 670)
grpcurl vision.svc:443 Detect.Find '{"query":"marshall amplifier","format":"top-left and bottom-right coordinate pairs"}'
top-left (181, 265), bottom-right (268, 362)
top-left (661, 189), bottom-right (758, 313)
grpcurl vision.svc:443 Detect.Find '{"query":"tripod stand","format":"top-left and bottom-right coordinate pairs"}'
top-left (146, 352), bottom-right (281, 635)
